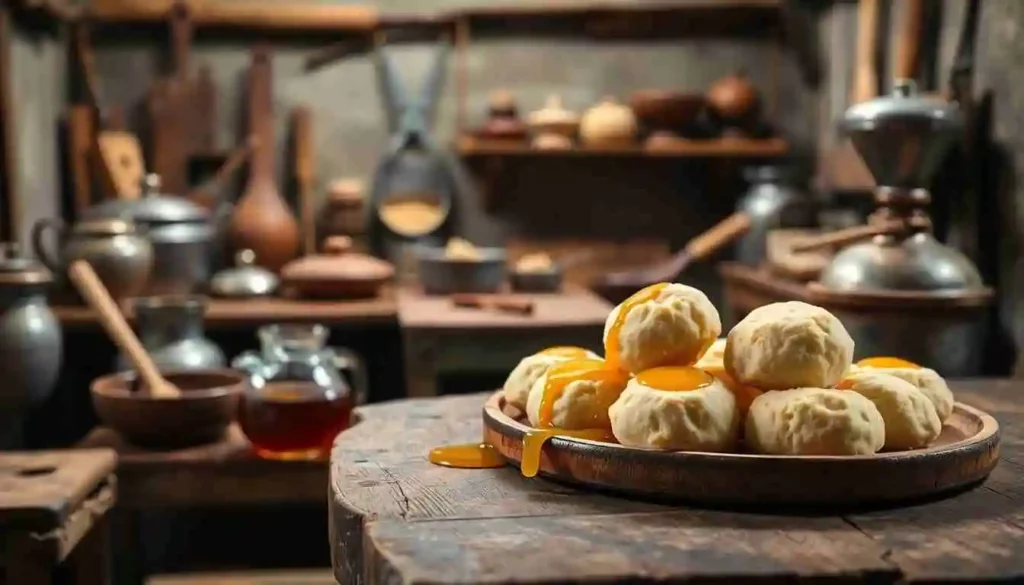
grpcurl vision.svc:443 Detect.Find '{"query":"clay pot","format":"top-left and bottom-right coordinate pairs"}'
top-left (476, 90), bottom-right (528, 140)
top-left (629, 90), bottom-right (705, 134)
top-left (579, 96), bottom-right (637, 146)
top-left (319, 178), bottom-right (367, 242)
top-left (280, 236), bottom-right (395, 299)
top-left (527, 95), bottom-right (580, 140)
top-left (706, 71), bottom-right (761, 125)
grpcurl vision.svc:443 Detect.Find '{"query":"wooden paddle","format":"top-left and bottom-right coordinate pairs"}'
top-left (67, 261), bottom-right (181, 399)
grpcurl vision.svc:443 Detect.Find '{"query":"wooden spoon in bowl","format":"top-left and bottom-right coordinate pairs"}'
top-left (68, 260), bottom-right (181, 399)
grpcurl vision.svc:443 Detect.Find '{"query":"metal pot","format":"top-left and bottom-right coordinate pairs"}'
top-left (210, 249), bottom-right (279, 298)
top-left (116, 295), bottom-right (225, 372)
top-left (31, 217), bottom-right (152, 300)
top-left (83, 174), bottom-right (213, 295)
top-left (416, 244), bottom-right (506, 295)
top-left (735, 165), bottom-right (816, 266)
top-left (0, 243), bottom-right (62, 448)
top-left (816, 80), bottom-right (991, 376)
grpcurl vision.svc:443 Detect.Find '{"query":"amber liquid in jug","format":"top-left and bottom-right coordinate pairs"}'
top-left (240, 382), bottom-right (354, 460)
top-left (234, 324), bottom-right (365, 461)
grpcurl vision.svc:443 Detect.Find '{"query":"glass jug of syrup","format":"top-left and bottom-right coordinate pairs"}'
top-left (232, 324), bottom-right (367, 460)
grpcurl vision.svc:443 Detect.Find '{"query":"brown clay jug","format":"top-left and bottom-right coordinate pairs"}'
top-left (228, 45), bottom-right (300, 272)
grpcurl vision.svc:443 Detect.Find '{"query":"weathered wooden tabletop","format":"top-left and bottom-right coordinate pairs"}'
top-left (329, 379), bottom-right (1024, 585)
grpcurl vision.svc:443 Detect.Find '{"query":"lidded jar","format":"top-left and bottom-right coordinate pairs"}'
top-left (579, 96), bottom-right (637, 146)
top-left (0, 243), bottom-right (62, 447)
top-left (116, 295), bottom-right (225, 373)
top-left (232, 324), bottom-right (367, 460)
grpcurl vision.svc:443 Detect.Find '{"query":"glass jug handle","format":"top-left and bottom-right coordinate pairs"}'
top-left (331, 348), bottom-right (368, 405)
top-left (231, 350), bottom-right (265, 377)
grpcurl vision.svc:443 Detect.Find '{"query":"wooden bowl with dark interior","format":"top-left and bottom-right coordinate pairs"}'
top-left (91, 369), bottom-right (244, 449)
top-left (629, 90), bottom-right (705, 133)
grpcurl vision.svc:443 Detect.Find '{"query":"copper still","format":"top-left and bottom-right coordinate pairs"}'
top-left (804, 80), bottom-right (992, 375)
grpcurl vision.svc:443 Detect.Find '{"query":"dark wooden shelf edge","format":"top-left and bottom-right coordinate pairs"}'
top-left (457, 136), bottom-right (789, 159)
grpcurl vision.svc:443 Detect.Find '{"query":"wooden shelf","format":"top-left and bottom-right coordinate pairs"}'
top-left (457, 135), bottom-right (789, 159)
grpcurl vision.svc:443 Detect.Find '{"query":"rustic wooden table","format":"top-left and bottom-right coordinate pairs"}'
top-left (329, 379), bottom-right (1024, 585)
top-left (397, 287), bottom-right (611, 397)
top-left (0, 449), bottom-right (117, 584)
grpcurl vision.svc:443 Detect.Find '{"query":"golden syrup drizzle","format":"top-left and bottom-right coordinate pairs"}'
top-left (538, 359), bottom-right (629, 428)
top-left (538, 346), bottom-right (593, 359)
top-left (635, 366), bottom-right (714, 391)
top-left (605, 283), bottom-right (668, 371)
top-left (856, 356), bottom-right (922, 369)
top-left (701, 365), bottom-right (762, 415)
top-left (520, 427), bottom-right (614, 478)
top-left (428, 443), bottom-right (505, 469)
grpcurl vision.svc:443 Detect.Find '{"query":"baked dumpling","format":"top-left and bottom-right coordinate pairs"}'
top-left (603, 283), bottom-right (721, 374)
top-left (746, 388), bottom-right (885, 455)
top-left (838, 371), bottom-right (942, 450)
top-left (726, 301), bottom-right (854, 391)
top-left (503, 346), bottom-right (598, 410)
top-left (855, 358), bottom-right (954, 423)
top-left (608, 366), bottom-right (738, 451)
top-left (526, 358), bottom-right (628, 429)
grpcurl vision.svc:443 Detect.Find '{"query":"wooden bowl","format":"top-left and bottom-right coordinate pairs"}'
top-left (629, 91), bottom-right (705, 132)
top-left (91, 369), bottom-right (244, 449)
top-left (482, 391), bottom-right (1000, 509)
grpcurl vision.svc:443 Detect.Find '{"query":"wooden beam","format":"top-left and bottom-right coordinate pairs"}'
top-left (88, 0), bottom-right (378, 31)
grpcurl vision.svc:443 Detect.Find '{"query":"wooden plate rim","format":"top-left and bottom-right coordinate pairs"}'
top-left (482, 390), bottom-right (1000, 465)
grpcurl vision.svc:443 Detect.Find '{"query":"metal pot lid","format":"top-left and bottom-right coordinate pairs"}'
top-left (74, 218), bottom-right (138, 236)
top-left (210, 249), bottom-right (279, 298)
top-left (819, 232), bottom-right (983, 293)
top-left (0, 243), bottom-right (51, 285)
top-left (85, 173), bottom-right (210, 225)
top-left (842, 80), bottom-right (962, 132)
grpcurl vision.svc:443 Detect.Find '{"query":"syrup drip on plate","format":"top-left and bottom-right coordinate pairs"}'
top-left (857, 356), bottom-right (922, 369)
top-left (428, 443), bottom-right (505, 469)
top-left (604, 283), bottom-right (667, 371)
top-left (538, 346), bottom-right (593, 359)
top-left (520, 427), bottom-right (614, 478)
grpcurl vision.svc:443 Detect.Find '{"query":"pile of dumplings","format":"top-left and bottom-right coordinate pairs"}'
top-left (502, 283), bottom-right (955, 456)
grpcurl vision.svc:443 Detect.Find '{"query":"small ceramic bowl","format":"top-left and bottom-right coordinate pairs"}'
top-left (416, 245), bottom-right (507, 295)
top-left (510, 268), bottom-right (563, 293)
top-left (91, 369), bottom-right (244, 449)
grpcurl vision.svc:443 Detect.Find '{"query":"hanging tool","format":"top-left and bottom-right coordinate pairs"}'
top-left (367, 34), bottom-right (468, 261)
top-left (74, 21), bottom-right (146, 201)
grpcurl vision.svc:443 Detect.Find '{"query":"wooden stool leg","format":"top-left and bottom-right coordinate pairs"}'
top-left (71, 513), bottom-right (111, 585)
top-left (111, 509), bottom-right (146, 585)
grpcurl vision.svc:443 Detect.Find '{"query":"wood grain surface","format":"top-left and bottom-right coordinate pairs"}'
top-left (397, 286), bottom-right (610, 330)
top-left (330, 380), bottom-right (1024, 584)
top-left (78, 425), bottom-right (326, 508)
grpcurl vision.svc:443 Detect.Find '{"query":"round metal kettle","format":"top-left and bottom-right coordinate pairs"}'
top-left (735, 164), bottom-right (816, 266)
top-left (814, 80), bottom-right (992, 376)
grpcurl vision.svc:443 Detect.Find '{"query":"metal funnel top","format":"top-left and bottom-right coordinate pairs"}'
top-left (841, 80), bottom-right (963, 189)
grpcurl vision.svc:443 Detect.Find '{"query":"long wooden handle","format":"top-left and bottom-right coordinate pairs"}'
top-left (67, 261), bottom-right (180, 398)
top-left (893, 0), bottom-right (924, 81)
top-left (853, 0), bottom-right (879, 103)
top-left (789, 222), bottom-right (901, 253)
top-left (292, 106), bottom-right (316, 255)
top-left (684, 212), bottom-right (753, 261)
top-left (170, 0), bottom-right (193, 78)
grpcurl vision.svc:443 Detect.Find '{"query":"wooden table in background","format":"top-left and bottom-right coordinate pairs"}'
top-left (78, 425), bottom-right (327, 585)
top-left (397, 287), bottom-right (612, 397)
top-left (54, 292), bottom-right (398, 330)
top-left (0, 449), bottom-right (117, 584)
top-left (329, 380), bottom-right (1024, 585)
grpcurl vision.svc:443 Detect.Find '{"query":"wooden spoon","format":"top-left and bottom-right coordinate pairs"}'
top-left (68, 260), bottom-right (181, 399)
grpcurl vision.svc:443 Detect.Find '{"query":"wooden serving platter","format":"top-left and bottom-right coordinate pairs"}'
top-left (482, 391), bottom-right (1000, 508)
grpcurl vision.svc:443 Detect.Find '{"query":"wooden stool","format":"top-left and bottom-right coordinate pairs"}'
top-left (0, 449), bottom-right (117, 584)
